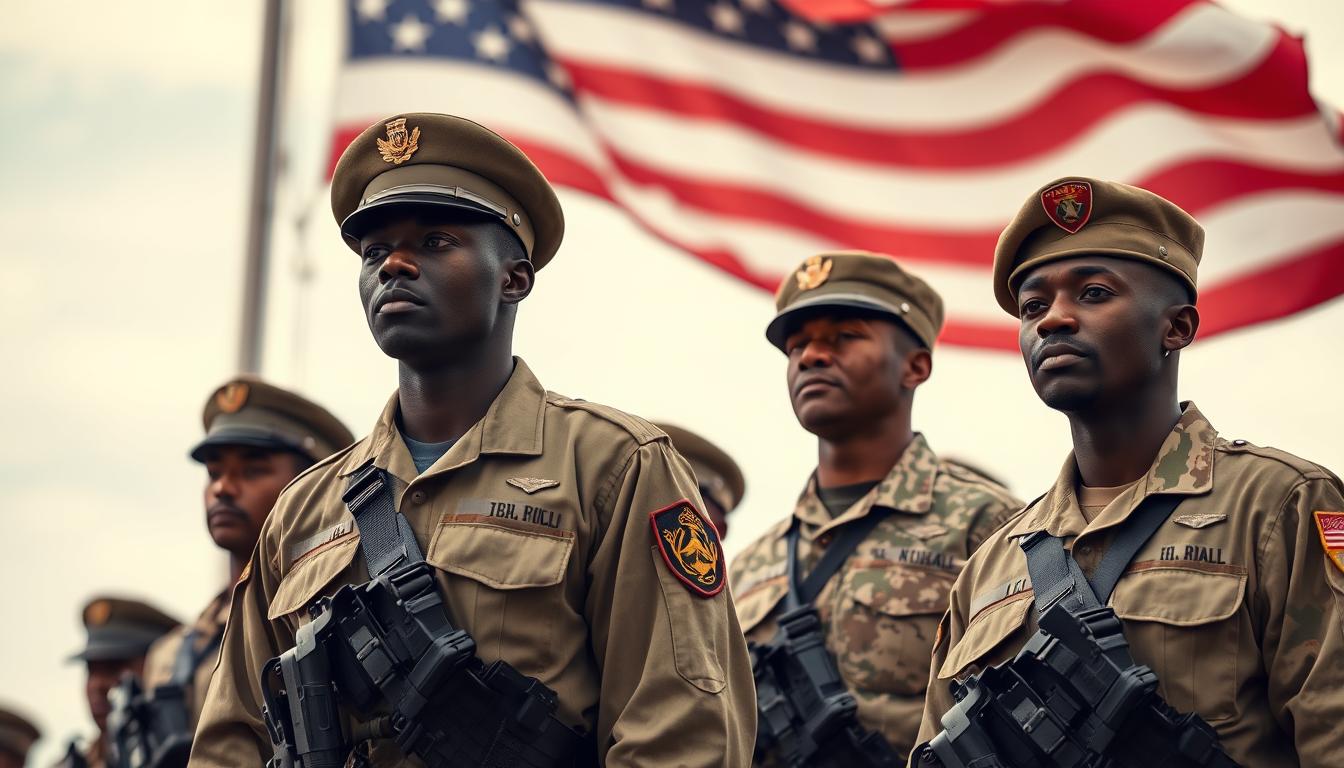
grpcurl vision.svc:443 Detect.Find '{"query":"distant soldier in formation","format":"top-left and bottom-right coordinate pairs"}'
top-left (915, 178), bottom-right (1344, 766)
top-left (190, 113), bottom-right (755, 766)
top-left (731, 251), bottom-right (1021, 765)
top-left (0, 707), bottom-right (40, 768)
top-left (655, 422), bottom-right (746, 539)
top-left (105, 378), bottom-right (352, 766)
top-left (60, 598), bottom-right (177, 768)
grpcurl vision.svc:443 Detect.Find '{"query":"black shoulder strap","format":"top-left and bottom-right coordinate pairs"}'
top-left (343, 460), bottom-right (425, 579)
top-left (785, 508), bottom-right (892, 609)
top-left (168, 628), bottom-right (223, 687)
top-left (1021, 493), bottom-right (1183, 617)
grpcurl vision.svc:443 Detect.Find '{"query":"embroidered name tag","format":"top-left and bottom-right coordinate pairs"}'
top-left (287, 520), bottom-right (355, 567)
top-left (458, 498), bottom-right (562, 529)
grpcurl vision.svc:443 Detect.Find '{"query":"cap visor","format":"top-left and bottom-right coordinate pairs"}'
top-left (189, 428), bottom-right (304, 463)
top-left (765, 295), bottom-right (908, 350)
top-left (340, 193), bottom-right (503, 243)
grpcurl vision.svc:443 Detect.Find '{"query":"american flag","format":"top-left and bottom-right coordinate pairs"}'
top-left (1318, 512), bottom-right (1344, 549)
top-left (329, 0), bottom-right (1344, 349)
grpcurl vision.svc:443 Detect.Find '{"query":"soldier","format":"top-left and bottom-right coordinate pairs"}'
top-left (914, 177), bottom-right (1344, 765)
top-left (189, 113), bottom-right (754, 767)
top-left (0, 706), bottom-right (40, 768)
top-left (62, 598), bottom-right (178, 767)
top-left (731, 251), bottom-right (1021, 765)
top-left (655, 422), bottom-right (746, 539)
top-left (118, 378), bottom-right (353, 760)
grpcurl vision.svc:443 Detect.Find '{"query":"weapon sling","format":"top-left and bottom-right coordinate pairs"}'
top-left (784, 506), bottom-right (894, 610)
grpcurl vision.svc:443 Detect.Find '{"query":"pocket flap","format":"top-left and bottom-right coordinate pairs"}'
top-left (938, 593), bottom-right (1032, 680)
top-left (427, 518), bottom-right (574, 590)
top-left (734, 577), bottom-right (788, 633)
top-left (849, 566), bottom-right (957, 617)
top-left (268, 536), bottom-right (360, 620)
top-left (1110, 565), bottom-right (1246, 626)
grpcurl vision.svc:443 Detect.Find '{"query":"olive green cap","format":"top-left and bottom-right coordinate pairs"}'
top-left (766, 251), bottom-right (944, 350)
top-left (67, 596), bottom-right (179, 663)
top-left (0, 706), bottom-right (40, 761)
top-left (656, 423), bottom-right (746, 515)
top-left (189, 376), bottom-right (355, 464)
top-left (993, 176), bottom-right (1204, 315)
top-left (331, 113), bottom-right (565, 270)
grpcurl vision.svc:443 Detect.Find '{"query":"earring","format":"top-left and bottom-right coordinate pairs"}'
top-left (1162, 348), bottom-right (1171, 358)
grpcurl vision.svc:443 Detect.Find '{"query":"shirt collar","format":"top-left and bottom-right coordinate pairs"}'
top-left (338, 357), bottom-right (547, 481)
top-left (1006, 401), bottom-right (1217, 539)
top-left (786, 432), bottom-right (941, 536)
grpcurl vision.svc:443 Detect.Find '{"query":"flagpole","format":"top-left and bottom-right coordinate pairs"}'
top-left (238, 0), bottom-right (286, 374)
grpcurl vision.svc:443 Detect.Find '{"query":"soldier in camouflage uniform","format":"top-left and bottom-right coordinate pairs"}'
top-left (731, 251), bottom-right (1021, 764)
top-left (915, 177), bottom-right (1344, 765)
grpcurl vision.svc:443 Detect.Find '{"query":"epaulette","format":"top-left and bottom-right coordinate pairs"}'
top-left (545, 394), bottom-right (666, 445)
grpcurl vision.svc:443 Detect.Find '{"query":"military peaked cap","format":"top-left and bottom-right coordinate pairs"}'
top-left (190, 377), bottom-right (354, 464)
top-left (68, 596), bottom-right (179, 662)
top-left (0, 706), bottom-right (40, 761)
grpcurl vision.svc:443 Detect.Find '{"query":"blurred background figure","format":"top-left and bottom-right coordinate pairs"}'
top-left (0, 706), bottom-right (41, 768)
top-left (104, 378), bottom-right (353, 766)
top-left (656, 422), bottom-right (746, 540)
top-left (59, 599), bottom-right (177, 768)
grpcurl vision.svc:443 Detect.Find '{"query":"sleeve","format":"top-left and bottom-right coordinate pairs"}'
top-left (582, 439), bottom-right (757, 767)
top-left (910, 569), bottom-right (979, 766)
top-left (188, 534), bottom-right (292, 766)
top-left (1256, 475), bottom-right (1344, 764)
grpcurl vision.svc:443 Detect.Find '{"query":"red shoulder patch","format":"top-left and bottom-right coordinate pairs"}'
top-left (650, 500), bottom-right (726, 598)
top-left (1313, 511), bottom-right (1344, 574)
top-left (1041, 180), bottom-right (1092, 234)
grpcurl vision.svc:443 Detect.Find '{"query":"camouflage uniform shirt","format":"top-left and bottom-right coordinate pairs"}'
top-left (731, 433), bottom-right (1020, 762)
top-left (916, 402), bottom-right (1344, 766)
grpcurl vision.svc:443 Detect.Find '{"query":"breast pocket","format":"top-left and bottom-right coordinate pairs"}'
top-left (268, 536), bottom-right (361, 625)
top-left (426, 518), bottom-right (577, 670)
top-left (833, 566), bottom-right (959, 696)
top-left (1110, 565), bottom-right (1247, 722)
top-left (938, 592), bottom-right (1033, 682)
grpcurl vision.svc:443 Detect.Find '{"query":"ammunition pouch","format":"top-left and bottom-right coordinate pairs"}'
top-left (106, 675), bottom-right (194, 768)
top-left (261, 561), bottom-right (585, 768)
top-left (913, 603), bottom-right (1238, 768)
top-left (751, 605), bottom-right (900, 768)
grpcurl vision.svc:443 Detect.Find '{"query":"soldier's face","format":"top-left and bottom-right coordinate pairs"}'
top-left (86, 657), bottom-right (144, 733)
top-left (1015, 256), bottom-right (1176, 412)
top-left (357, 212), bottom-right (529, 364)
top-left (784, 314), bottom-right (911, 438)
top-left (202, 446), bottom-right (304, 555)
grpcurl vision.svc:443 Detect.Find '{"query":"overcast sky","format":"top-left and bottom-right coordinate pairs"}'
top-left (2, 1), bottom-right (1341, 763)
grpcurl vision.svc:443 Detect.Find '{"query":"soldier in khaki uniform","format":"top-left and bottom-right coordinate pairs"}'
top-left (136, 379), bottom-right (352, 729)
top-left (914, 177), bottom-right (1344, 765)
top-left (190, 113), bottom-right (754, 767)
top-left (62, 598), bottom-right (179, 768)
top-left (656, 422), bottom-right (746, 539)
top-left (0, 707), bottom-right (40, 768)
top-left (731, 252), bottom-right (1021, 764)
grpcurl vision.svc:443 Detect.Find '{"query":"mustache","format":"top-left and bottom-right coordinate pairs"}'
top-left (1030, 338), bottom-right (1095, 369)
top-left (207, 503), bottom-right (247, 520)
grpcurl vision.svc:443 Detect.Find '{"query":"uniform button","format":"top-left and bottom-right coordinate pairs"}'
top-left (1232, 439), bottom-right (1248, 447)
top-left (1076, 544), bottom-right (1092, 557)
top-left (818, 533), bottom-right (833, 547)
top-left (410, 490), bottom-right (427, 504)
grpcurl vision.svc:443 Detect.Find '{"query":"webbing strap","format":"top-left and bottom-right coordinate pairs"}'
top-left (1022, 493), bottom-right (1183, 617)
top-left (343, 461), bottom-right (425, 579)
top-left (786, 508), bottom-right (892, 609)
top-left (169, 628), bottom-right (223, 688)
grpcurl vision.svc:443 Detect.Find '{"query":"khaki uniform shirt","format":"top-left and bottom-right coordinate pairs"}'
top-left (730, 434), bottom-right (1020, 762)
top-left (916, 403), bottom-right (1344, 766)
top-left (142, 589), bottom-right (230, 728)
top-left (190, 360), bottom-right (755, 767)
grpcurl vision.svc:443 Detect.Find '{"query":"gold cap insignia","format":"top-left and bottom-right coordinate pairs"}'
top-left (507, 477), bottom-right (560, 494)
top-left (795, 255), bottom-right (833, 291)
top-left (216, 382), bottom-right (250, 414)
top-left (377, 117), bottom-right (421, 165)
top-left (86, 600), bottom-right (112, 626)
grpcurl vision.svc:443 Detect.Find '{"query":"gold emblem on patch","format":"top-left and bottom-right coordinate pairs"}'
top-left (86, 600), bottom-right (112, 626)
top-left (377, 117), bottom-right (421, 165)
top-left (795, 254), bottom-right (833, 291)
top-left (216, 382), bottom-right (250, 414)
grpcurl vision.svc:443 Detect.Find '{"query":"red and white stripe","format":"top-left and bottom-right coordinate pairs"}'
top-left (328, 0), bottom-right (1344, 350)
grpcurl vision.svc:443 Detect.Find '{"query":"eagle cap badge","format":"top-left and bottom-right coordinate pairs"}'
top-left (216, 382), bottom-right (250, 414)
top-left (1040, 180), bottom-right (1093, 234)
top-left (377, 117), bottom-right (421, 165)
top-left (651, 501), bottom-right (725, 598)
top-left (795, 254), bottom-right (833, 291)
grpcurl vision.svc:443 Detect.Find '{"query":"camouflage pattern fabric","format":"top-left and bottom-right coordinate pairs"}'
top-left (730, 433), bottom-right (1020, 763)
